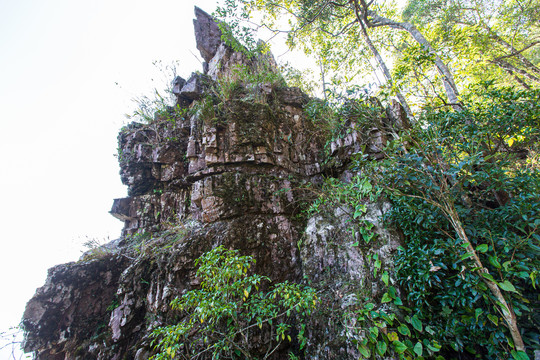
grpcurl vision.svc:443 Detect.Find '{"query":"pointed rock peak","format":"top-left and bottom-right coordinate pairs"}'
top-left (193, 7), bottom-right (223, 64)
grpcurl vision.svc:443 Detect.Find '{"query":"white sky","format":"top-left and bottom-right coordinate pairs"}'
top-left (0, 0), bottom-right (221, 357)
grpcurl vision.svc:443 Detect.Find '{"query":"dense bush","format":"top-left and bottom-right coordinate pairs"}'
top-left (363, 86), bottom-right (540, 359)
top-left (150, 246), bottom-right (317, 360)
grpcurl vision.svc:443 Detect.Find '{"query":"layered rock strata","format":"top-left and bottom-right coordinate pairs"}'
top-left (22, 7), bottom-right (404, 360)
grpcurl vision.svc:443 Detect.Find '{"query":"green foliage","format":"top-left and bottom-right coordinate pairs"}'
top-left (217, 0), bottom-right (540, 113)
top-left (214, 1), bottom-right (260, 56)
top-left (352, 298), bottom-right (443, 359)
top-left (213, 61), bottom-right (286, 104)
top-left (304, 86), bottom-right (385, 156)
top-left (279, 62), bottom-right (318, 96)
top-left (307, 175), bottom-right (446, 358)
top-left (357, 86), bottom-right (540, 358)
top-left (308, 175), bottom-right (379, 246)
top-left (304, 84), bottom-right (539, 357)
top-left (126, 61), bottom-right (189, 125)
top-left (128, 90), bottom-right (188, 126)
top-left (150, 246), bottom-right (317, 359)
top-left (401, 0), bottom-right (540, 92)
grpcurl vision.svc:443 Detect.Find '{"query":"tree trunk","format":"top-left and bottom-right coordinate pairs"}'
top-left (447, 209), bottom-right (526, 353)
top-left (490, 59), bottom-right (533, 89)
top-left (354, 1), bottom-right (461, 109)
top-left (491, 58), bottom-right (540, 83)
top-left (482, 23), bottom-right (540, 76)
top-left (351, 0), bottom-right (413, 119)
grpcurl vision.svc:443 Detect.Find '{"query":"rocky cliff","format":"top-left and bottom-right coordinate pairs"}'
top-left (22, 8), bottom-right (405, 360)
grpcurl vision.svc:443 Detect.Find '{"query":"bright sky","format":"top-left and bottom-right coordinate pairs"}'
top-left (0, 0), bottom-right (220, 357)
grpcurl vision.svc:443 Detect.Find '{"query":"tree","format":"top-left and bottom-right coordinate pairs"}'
top-left (353, 0), bottom-right (461, 107)
top-left (214, 1), bottom-right (540, 355)
top-left (362, 86), bottom-right (540, 355)
top-left (216, 1), bottom-right (412, 110)
top-left (402, 0), bottom-right (540, 90)
top-left (217, 0), bottom-right (466, 110)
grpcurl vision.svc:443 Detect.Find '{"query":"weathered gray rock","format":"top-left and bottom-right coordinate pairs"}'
top-left (301, 203), bottom-right (403, 359)
top-left (22, 6), bottom-right (403, 360)
top-left (171, 76), bottom-right (185, 95)
top-left (386, 99), bottom-right (410, 131)
top-left (193, 6), bottom-right (222, 63)
top-left (178, 72), bottom-right (205, 100)
top-left (22, 255), bottom-right (129, 359)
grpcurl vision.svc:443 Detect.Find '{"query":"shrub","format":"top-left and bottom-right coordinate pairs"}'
top-left (150, 246), bottom-right (317, 359)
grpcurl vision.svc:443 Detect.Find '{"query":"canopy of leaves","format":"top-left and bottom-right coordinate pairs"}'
top-left (216, 0), bottom-right (540, 109)
top-left (401, 0), bottom-right (540, 91)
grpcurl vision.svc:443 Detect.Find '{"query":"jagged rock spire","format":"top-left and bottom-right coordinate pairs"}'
top-left (193, 6), bottom-right (222, 64)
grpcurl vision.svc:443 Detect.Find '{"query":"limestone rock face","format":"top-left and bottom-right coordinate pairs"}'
top-left (22, 6), bottom-right (405, 360)
top-left (300, 202), bottom-right (402, 360)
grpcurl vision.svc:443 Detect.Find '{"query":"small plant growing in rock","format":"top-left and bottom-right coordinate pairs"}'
top-left (150, 246), bottom-right (317, 359)
top-left (79, 236), bottom-right (117, 261)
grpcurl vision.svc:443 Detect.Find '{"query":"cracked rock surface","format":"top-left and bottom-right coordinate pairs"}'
top-left (22, 6), bottom-right (403, 360)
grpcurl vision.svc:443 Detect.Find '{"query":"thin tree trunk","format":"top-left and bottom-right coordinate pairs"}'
top-left (319, 57), bottom-right (328, 101)
top-left (490, 59), bottom-right (533, 89)
top-left (353, 0), bottom-right (461, 108)
top-left (482, 23), bottom-right (540, 76)
top-left (447, 209), bottom-right (525, 352)
top-left (365, 12), bottom-right (461, 109)
top-left (351, 0), bottom-right (413, 119)
top-left (491, 58), bottom-right (540, 83)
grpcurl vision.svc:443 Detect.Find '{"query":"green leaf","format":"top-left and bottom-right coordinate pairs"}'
top-left (498, 280), bottom-right (518, 293)
top-left (370, 326), bottom-right (379, 338)
top-left (376, 340), bottom-right (387, 356)
top-left (480, 272), bottom-right (495, 282)
top-left (398, 324), bottom-right (411, 336)
top-left (381, 272), bottom-right (389, 286)
top-left (476, 244), bottom-right (489, 253)
top-left (381, 292), bottom-right (392, 303)
top-left (475, 308), bottom-right (483, 322)
top-left (460, 252), bottom-right (474, 260)
top-left (426, 341), bottom-right (442, 352)
top-left (413, 342), bottom-right (423, 356)
top-left (511, 350), bottom-right (530, 360)
top-left (393, 340), bottom-right (408, 354)
top-left (410, 315), bottom-right (423, 332)
top-left (358, 344), bottom-right (371, 358)
top-left (487, 314), bottom-right (499, 325)
top-left (488, 255), bottom-right (502, 269)
top-left (388, 286), bottom-right (397, 299)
